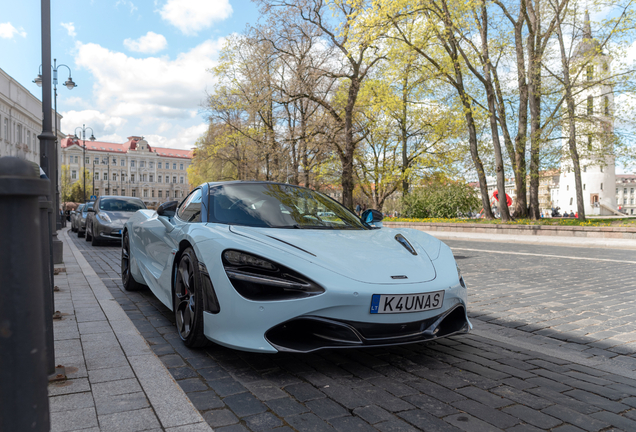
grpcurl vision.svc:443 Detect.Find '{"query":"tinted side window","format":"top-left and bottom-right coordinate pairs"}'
top-left (177, 189), bottom-right (203, 223)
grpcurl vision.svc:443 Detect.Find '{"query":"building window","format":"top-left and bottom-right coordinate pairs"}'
top-left (181, 191), bottom-right (184, 197)
top-left (158, 190), bottom-right (163, 198)
top-left (85, 157), bottom-right (89, 164)
top-left (144, 190), bottom-right (148, 198)
top-left (158, 162), bottom-right (162, 169)
top-left (105, 188), bottom-right (109, 195)
top-left (151, 190), bottom-right (155, 198)
top-left (131, 174), bottom-right (135, 183)
top-left (149, 162), bottom-right (154, 169)
top-left (587, 96), bottom-right (593, 115)
top-left (132, 189), bottom-right (136, 197)
top-left (94, 157), bottom-right (99, 164)
top-left (172, 176), bottom-right (177, 183)
top-left (570, 198), bottom-right (573, 205)
top-left (113, 173), bottom-right (117, 181)
top-left (121, 189), bottom-right (126, 196)
top-left (624, 199), bottom-right (627, 204)
top-left (173, 163), bottom-right (177, 170)
top-left (158, 175), bottom-right (162, 183)
top-left (140, 161), bottom-right (145, 168)
top-left (95, 189), bottom-right (99, 196)
top-left (180, 163), bottom-right (184, 170)
top-left (112, 157), bottom-right (117, 165)
top-left (149, 174), bottom-right (154, 182)
top-left (180, 176), bottom-right (184, 184)
top-left (113, 188), bottom-right (117, 195)
top-left (121, 159), bottom-right (125, 166)
top-left (631, 199), bottom-right (634, 204)
top-left (17, 124), bottom-right (22, 143)
top-left (71, 170), bottom-right (77, 180)
top-left (131, 160), bottom-right (136, 167)
top-left (3, 118), bottom-right (7, 140)
top-left (27, 131), bottom-right (30, 146)
top-left (103, 173), bottom-right (107, 180)
top-left (586, 65), bottom-right (594, 81)
top-left (631, 188), bottom-right (634, 194)
top-left (174, 190), bottom-right (178, 198)
top-left (94, 172), bottom-right (99, 180)
top-left (625, 188), bottom-right (628, 194)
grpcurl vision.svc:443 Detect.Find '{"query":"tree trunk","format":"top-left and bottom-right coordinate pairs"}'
top-left (553, 1), bottom-right (586, 220)
top-left (526, 0), bottom-right (542, 219)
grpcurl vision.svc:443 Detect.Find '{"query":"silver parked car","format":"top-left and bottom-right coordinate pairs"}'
top-left (70, 204), bottom-right (85, 232)
top-left (86, 196), bottom-right (146, 246)
top-left (77, 202), bottom-right (94, 238)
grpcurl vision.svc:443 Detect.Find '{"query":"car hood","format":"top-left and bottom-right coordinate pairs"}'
top-left (99, 211), bottom-right (136, 225)
top-left (228, 226), bottom-right (437, 284)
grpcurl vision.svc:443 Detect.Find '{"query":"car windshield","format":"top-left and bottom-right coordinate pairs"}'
top-left (209, 183), bottom-right (366, 230)
top-left (83, 202), bottom-right (93, 213)
top-left (77, 204), bottom-right (85, 212)
top-left (99, 198), bottom-right (146, 212)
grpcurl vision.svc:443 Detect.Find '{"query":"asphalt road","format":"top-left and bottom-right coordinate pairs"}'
top-left (69, 232), bottom-right (636, 432)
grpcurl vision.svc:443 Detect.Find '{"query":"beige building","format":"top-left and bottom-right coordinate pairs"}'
top-left (616, 174), bottom-right (636, 215)
top-left (61, 136), bottom-right (193, 208)
top-left (0, 67), bottom-right (64, 163)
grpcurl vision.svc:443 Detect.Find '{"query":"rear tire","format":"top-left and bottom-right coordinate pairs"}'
top-left (121, 231), bottom-right (144, 291)
top-left (173, 248), bottom-right (209, 348)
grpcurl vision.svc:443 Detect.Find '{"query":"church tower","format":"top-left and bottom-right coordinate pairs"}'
top-left (559, 11), bottom-right (618, 216)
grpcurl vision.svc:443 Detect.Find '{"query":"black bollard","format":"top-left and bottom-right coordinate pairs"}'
top-left (0, 157), bottom-right (51, 432)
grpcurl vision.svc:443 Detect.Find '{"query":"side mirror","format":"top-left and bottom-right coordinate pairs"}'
top-left (157, 200), bottom-right (178, 218)
top-left (361, 209), bottom-right (383, 228)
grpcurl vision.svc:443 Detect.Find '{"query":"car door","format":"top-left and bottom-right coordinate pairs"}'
top-left (139, 189), bottom-right (203, 308)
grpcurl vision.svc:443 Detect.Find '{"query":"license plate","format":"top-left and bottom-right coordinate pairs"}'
top-left (370, 291), bottom-right (445, 314)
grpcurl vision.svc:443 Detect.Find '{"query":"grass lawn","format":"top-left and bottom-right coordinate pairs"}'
top-left (383, 216), bottom-right (636, 228)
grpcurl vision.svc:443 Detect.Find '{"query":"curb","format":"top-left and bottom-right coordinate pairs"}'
top-left (63, 229), bottom-right (212, 431)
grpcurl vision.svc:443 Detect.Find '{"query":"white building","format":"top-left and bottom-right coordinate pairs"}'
top-left (616, 174), bottom-right (636, 215)
top-left (0, 67), bottom-right (64, 163)
top-left (558, 12), bottom-right (619, 216)
top-left (60, 136), bottom-right (192, 208)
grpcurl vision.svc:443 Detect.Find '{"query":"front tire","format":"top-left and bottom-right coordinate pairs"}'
top-left (174, 248), bottom-right (209, 348)
top-left (121, 231), bottom-right (144, 291)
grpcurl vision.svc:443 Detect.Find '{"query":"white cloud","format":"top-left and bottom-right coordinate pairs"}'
top-left (0, 22), bottom-right (26, 39)
top-left (115, 0), bottom-right (138, 14)
top-left (61, 22), bottom-right (76, 38)
top-left (60, 109), bottom-right (128, 139)
top-left (124, 31), bottom-right (168, 53)
top-left (73, 38), bottom-right (222, 118)
top-left (144, 123), bottom-right (207, 149)
top-left (159, 0), bottom-right (232, 36)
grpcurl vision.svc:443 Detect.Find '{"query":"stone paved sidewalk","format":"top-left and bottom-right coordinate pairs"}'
top-left (49, 228), bottom-right (211, 432)
top-left (67, 229), bottom-right (636, 432)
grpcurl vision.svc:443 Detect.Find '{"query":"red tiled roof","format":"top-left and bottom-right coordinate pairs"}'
top-left (61, 137), bottom-right (193, 159)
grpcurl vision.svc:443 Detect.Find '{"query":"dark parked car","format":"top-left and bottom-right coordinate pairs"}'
top-left (86, 196), bottom-right (146, 246)
top-left (77, 202), bottom-right (94, 238)
top-left (70, 204), bottom-right (85, 233)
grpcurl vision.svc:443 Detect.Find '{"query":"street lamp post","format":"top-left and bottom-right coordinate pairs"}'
top-left (107, 153), bottom-right (110, 193)
top-left (73, 125), bottom-right (95, 202)
top-left (34, 58), bottom-right (77, 230)
top-left (92, 159), bottom-right (96, 196)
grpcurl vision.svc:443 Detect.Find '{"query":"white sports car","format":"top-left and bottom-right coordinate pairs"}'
top-left (122, 181), bottom-right (471, 353)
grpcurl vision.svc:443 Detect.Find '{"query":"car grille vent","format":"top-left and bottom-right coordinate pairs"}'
top-left (395, 234), bottom-right (417, 255)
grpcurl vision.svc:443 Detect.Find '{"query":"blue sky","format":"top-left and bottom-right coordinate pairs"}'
top-left (0, 0), bottom-right (260, 150)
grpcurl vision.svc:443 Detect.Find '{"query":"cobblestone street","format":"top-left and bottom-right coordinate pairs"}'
top-left (68, 233), bottom-right (636, 432)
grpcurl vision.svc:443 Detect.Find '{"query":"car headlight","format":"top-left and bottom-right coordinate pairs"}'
top-left (98, 213), bottom-right (112, 223)
top-left (222, 250), bottom-right (324, 301)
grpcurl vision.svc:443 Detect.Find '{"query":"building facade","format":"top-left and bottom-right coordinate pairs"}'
top-left (616, 174), bottom-right (636, 215)
top-left (61, 136), bottom-right (193, 208)
top-left (0, 67), bottom-right (64, 163)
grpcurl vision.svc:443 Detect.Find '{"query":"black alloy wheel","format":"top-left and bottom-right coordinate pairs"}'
top-left (90, 222), bottom-right (101, 246)
top-left (173, 247), bottom-right (209, 348)
top-left (121, 231), bottom-right (144, 291)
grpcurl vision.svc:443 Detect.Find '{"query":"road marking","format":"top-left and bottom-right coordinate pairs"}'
top-left (451, 247), bottom-right (636, 264)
